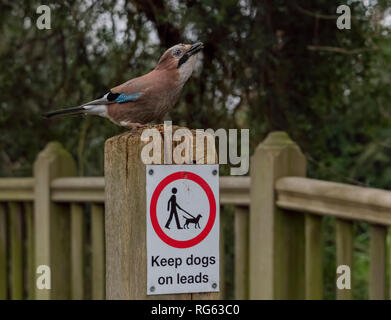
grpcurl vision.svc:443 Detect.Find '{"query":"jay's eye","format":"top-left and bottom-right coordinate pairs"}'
top-left (173, 49), bottom-right (182, 57)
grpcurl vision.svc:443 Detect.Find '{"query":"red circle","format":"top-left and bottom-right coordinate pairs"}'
top-left (150, 171), bottom-right (216, 248)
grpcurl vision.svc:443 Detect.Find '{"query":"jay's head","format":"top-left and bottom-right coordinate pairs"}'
top-left (156, 42), bottom-right (203, 82)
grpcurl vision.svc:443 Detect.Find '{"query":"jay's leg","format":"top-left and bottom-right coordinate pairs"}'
top-left (120, 121), bottom-right (147, 131)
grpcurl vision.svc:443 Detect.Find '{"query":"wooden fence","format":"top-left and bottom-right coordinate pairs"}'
top-left (0, 131), bottom-right (390, 299)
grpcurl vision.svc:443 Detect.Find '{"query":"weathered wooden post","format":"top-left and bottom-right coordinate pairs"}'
top-left (9, 202), bottom-right (23, 299)
top-left (369, 225), bottom-right (387, 300)
top-left (105, 126), bottom-right (219, 299)
top-left (249, 131), bottom-right (306, 299)
top-left (34, 142), bottom-right (76, 299)
top-left (336, 219), bottom-right (353, 300)
top-left (234, 206), bottom-right (249, 300)
top-left (0, 203), bottom-right (6, 299)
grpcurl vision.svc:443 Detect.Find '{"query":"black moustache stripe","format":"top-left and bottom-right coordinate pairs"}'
top-left (177, 54), bottom-right (190, 68)
top-left (107, 91), bottom-right (120, 101)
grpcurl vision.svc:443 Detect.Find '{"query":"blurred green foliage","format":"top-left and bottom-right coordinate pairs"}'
top-left (1, 0), bottom-right (391, 299)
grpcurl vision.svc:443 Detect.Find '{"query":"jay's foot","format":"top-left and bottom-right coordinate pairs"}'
top-left (120, 121), bottom-right (146, 131)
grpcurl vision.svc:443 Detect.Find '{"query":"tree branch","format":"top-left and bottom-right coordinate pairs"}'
top-left (132, 0), bottom-right (183, 47)
top-left (307, 45), bottom-right (377, 55)
top-left (295, 4), bottom-right (366, 21)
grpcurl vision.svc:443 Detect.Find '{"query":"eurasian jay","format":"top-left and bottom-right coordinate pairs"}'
top-left (43, 42), bottom-right (203, 129)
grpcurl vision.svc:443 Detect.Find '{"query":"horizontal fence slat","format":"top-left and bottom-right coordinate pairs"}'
top-left (0, 176), bottom-right (250, 206)
top-left (220, 177), bottom-right (250, 205)
top-left (305, 214), bottom-right (323, 300)
top-left (50, 176), bottom-right (250, 205)
top-left (276, 177), bottom-right (391, 226)
top-left (369, 224), bottom-right (387, 300)
top-left (0, 178), bottom-right (34, 201)
top-left (9, 203), bottom-right (23, 300)
top-left (0, 203), bottom-right (7, 300)
top-left (91, 204), bottom-right (105, 300)
top-left (71, 203), bottom-right (84, 300)
top-left (51, 177), bottom-right (104, 203)
top-left (51, 177), bottom-right (105, 203)
top-left (52, 191), bottom-right (104, 203)
top-left (234, 206), bottom-right (249, 300)
top-left (336, 219), bottom-right (353, 300)
top-left (0, 192), bottom-right (34, 202)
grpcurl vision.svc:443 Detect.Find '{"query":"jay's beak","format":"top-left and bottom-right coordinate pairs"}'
top-left (177, 42), bottom-right (204, 68)
top-left (186, 42), bottom-right (204, 56)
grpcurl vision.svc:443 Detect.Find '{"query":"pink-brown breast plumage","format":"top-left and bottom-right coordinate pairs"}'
top-left (107, 68), bottom-right (182, 125)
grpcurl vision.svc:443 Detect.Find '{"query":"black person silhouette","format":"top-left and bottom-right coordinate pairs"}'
top-left (165, 187), bottom-right (185, 230)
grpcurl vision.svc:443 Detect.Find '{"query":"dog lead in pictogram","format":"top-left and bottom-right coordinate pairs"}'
top-left (164, 187), bottom-right (202, 230)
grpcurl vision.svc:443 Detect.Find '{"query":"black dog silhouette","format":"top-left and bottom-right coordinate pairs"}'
top-left (183, 214), bottom-right (202, 229)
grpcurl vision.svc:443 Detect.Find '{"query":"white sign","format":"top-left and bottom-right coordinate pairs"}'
top-left (146, 165), bottom-right (220, 295)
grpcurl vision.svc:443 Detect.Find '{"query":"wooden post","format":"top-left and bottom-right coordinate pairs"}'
top-left (336, 219), bottom-right (353, 300)
top-left (305, 214), bottom-right (323, 299)
top-left (25, 202), bottom-right (35, 300)
top-left (369, 224), bottom-right (387, 300)
top-left (0, 203), bottom-right (7, 300)
top-left (105, 126), bottom-right (219, 299)
top-left (249, 131), bottom-right (306, 299)
top-left (9, 202), bottom-right (23, 300)
top-left (234, 206), bottom-right (249, 300)
top-left (219, 213), bottom-right (225, 299)
top-left (71, 203), bottom-right (84, 299)
top-left (34, 142), bottom-right (76, 299)
top-left (91, 203), bottom-right (105, 300)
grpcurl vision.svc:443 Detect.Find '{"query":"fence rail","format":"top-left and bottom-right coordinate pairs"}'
top-left (276, 177), bottom-right (391, 225)
top-left (275, 176), bottom-right (391, 300)
top-left (0, 176), bottom-right (250, 300)
top-left (0, 176), bottom-right (250, 205)
top-left (0, 179), bottom-right (34, 201)
top-left (51, 177), bottom-right (105, 203)
top-left (0, 131), bottom-right (390, 300)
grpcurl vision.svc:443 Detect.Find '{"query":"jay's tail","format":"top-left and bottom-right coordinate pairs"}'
top-left (42, 106), bottom-right (86, 119)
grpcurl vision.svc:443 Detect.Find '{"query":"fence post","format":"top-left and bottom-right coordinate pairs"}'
top-left (9, 203), bottom-right (23, 299)
top-left (34, 142), bottom-right (76, 299)
top-left (249, 131), bottom-right (306, 299)
top-left (105, 126), bottom-right (219, 299)
top-left (0, 204), bottom-right (6, 299)
top-left (369, 224), bottom-right (387, 300)
top-left (234, 206), bottom-right (249, 300)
